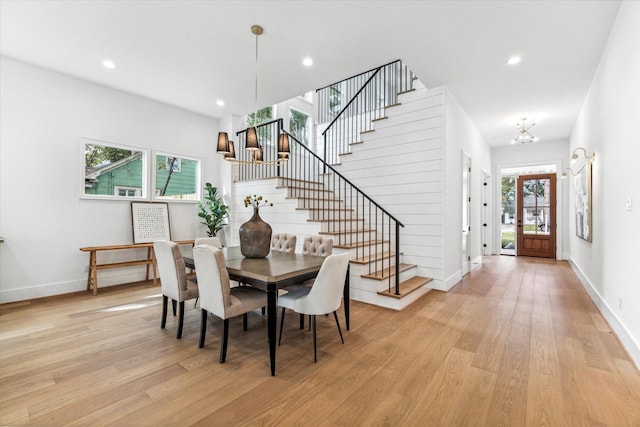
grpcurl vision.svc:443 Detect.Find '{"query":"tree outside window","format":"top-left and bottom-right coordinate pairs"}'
top-left (247, 106), bottom-right (274, 145)
top-left (290, 109), bottom-right (309, 145)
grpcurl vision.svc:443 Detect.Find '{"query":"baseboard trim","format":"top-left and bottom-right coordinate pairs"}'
top-left (0, 270), bottom-right (148, 303)
top-left (568, 257), bottom-right (640, 370)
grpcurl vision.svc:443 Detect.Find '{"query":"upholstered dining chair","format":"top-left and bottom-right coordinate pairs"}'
top-left (271, 233), bottom-right (297, 253)
top-left (277, 252), bottom-right (350, 362)
top-left (302, 235), bottom-right (333, 257)
top-left (192, 245), bottom-right (267, 363)
top-left (194, 237), bottom-right (222, 249)
top-left (153, 240), bottom-right (199, 339)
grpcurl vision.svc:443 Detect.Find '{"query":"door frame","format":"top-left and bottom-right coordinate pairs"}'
top-left (461, 151), bottom-right (471, 275)
top-left (516, 173), bottom-right (557, 258)
top-left (495, 161), bottom-right (564, 259)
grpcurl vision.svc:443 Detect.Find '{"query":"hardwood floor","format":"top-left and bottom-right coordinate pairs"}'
top-left (1, 256), bottom-right (639, 426)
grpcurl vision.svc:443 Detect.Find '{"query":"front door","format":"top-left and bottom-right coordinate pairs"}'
top-left (516, 173), bottom-right (556, 258)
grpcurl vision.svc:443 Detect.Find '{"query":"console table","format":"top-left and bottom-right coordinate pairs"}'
top-left (80, 240), bottom-right (194, 295)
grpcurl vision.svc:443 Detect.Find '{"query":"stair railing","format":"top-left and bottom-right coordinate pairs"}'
top-left (234, 119), bottom-right (404, 295)
top-left (318, 60), bottom-right (414, 167)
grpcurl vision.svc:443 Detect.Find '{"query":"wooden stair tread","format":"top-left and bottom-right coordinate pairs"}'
top-left (398, 88), bottom-right (415, 95)
top-left (295, 207), bottom-right (353, 212)
top-left (385, 102), bottom-right (401, 109)
top-left (371, 116), bottom-right (388, 122)
top-left (360, 129), bottom-right (375, 134)
top-left (338, 152), bottom-right (353, 156)
top-left (307, 218), bottom-right (364, 223)
top-left (278, 185), bottom-right (333, 193)
top-left (361, 263), bottom-right (415, 281)
top-left (350, 251), bottom-right (396, 265)
top-left (377, 276), bottom-right (433, 299)
top-left (285, 196), bottom-right (343, 202)
top-left (334, 239), bottom-right (388, 250)
top-left (277, 177), bottom-right (324, 186)
top-left (319, 230), bottom-right (374, 237)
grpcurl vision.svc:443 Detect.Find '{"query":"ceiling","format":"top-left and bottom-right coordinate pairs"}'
top-left (0, 1), bottom-right (621, 147)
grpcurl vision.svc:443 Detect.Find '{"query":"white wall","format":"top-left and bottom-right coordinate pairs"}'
top-left (567, 1), bottom-right (640, 367)
top-left (0, 58), bottom-right (219, 302)
top-left (492, 139), bottom-right (570, 258)
top-left (443, 89), bottom-right (492, 289)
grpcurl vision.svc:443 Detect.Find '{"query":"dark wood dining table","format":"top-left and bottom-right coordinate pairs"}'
top-left (184, 246), bottom-right (350, 376)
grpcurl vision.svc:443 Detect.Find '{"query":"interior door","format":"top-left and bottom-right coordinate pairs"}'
top-left (461, 152), bottom-right (471, 274)
top-left (516, 173), bottom-right (556, 258)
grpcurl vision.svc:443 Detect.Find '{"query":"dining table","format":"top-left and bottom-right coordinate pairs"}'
top-left (183, 246), bottom-right (350, 376)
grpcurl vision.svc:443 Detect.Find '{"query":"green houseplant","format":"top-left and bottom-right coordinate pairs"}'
top-left (197, 183), bottom-right (229, 237)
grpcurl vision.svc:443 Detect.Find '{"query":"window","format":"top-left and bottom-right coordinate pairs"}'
top-left (163, 156), bottom-right (181, 172)
top-left (115, 186), bottom-right (141, 197)
top-left (154, 153), bottom-right (200, 201)
top-left (329, 84), bottom-right (341, 115)
top-left (83, 138), bottom-right (147, 199)
top-left (290, 108), bottom-right (310, 145)
top-left (246, 106), bottom-right (273, 127)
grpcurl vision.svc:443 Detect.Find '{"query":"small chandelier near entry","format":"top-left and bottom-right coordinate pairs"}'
top-left (511, 117), bottom-right (538, 144)
top-left (216, 25), bottom-right (290, 166)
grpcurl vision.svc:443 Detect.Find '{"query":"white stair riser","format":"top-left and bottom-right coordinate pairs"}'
top-left (294, 199), bottom-right (344, 209)
top-left (278, 179), bottom-right (325, 191)
top-left (287, 188), bottom-right (335, 199)
top-left (305, 209), bottom-right (357, 221)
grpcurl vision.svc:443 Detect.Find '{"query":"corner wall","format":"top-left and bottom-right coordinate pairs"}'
top-left (443, 89), bottom-right (492, 290)
top-left (0, 58), bottom-right (219, 302)
top-left (567, 1), bottom-right (640, 367)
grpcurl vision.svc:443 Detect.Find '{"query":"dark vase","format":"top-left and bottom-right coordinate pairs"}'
top-left (239, 207), bottom-right (272, 258)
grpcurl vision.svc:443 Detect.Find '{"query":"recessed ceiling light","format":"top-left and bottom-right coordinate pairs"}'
top-left (302, 57), bottom-right (313, 67)
top-left (102, 59), bottom-right (116, 69)
top-left (216, 100), bottom-right (225, 107)
top-left (507, 56), bottom-right (521, 66)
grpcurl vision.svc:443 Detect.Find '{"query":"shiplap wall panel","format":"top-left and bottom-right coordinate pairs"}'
top-left (330, 81), bottom-right (446, 283)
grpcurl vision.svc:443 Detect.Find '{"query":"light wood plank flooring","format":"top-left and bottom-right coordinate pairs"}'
top-left (1, 256), bottom-right (639, 425)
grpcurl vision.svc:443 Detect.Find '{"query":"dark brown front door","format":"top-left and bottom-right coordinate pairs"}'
top-left (517, 173), bottom-right (556, 258)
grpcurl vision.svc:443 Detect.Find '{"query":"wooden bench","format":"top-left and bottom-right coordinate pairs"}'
top-left (80, 240), bottom-right (194, 295)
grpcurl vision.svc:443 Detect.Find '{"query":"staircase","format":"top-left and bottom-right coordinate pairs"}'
top-left (231, 60), bottom-right (434, 310)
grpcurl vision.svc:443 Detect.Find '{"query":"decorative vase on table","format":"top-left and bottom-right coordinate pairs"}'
top-left (239, 207), bottom-right (272, 258)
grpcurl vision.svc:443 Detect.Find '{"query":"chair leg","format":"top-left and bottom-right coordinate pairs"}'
top-left (171, 299), bottom-right (177, 316)
top-left (333, 311), bottom-right (344, 344)
top-left (299, 313), bottom-right (304, 329)
top-left (278, 308), bottom-right (286, 346)
top-left (219, 318), bottom-right (229, 363)
top-left (194, 297), bottom-right (199, 308)
top-left (243, 313), bottom-right (248, 331)
top-left (199, 309), bottom-right (207, 348)
top-left (312, 315), bottom-right (317, 363)
top-left (161, 295), bottom-right (168, 329)
top-left (176, 301), bottom-right (185, 339)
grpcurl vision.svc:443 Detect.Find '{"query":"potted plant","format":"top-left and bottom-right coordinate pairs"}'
top-left (197, 183), bottom-right (229, 238)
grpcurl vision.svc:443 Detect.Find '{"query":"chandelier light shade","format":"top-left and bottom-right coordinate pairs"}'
top-left (511, 117), bottom-right (538, 144)
top-left (215, 25), bottom-right (289, 166)
top-left (224, 141), bottom-right (235, 159)
top-left (216, 132), bottom-right (229, 154)
top-left (278, 133), bottom-right (290, 155)
top-left (245, 127), bottom-right (260, 151)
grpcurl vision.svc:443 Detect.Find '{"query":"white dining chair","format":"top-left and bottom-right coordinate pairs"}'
top-left (194, 237), bottom-right (222, 249)
top-left (277, 252), bottom-right (350, 362)
top-left (192, 244), bottom-right (267, 363)
top-left (153, 240), bottom-right (199, 339)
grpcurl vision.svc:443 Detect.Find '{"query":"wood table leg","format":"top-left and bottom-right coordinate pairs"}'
top-left (145, 247), bottom-right (151, 281)
top-left (151, 248), bottom-right (157, 286)
top-left (91, 251), bottom-right (98, 295)
top-left (267, 287), bottom-right (277, 376)
top-left (86, 251), bottom-right (95, 291)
